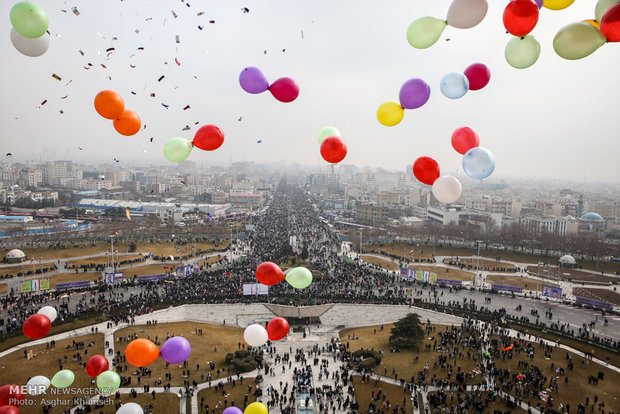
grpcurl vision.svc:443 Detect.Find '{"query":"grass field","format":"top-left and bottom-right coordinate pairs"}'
top-left (196, 378), bottom-right (257, 413)
top-left (352, 376), bottom-right (412, 414)
top-left (572, 288), bottom-right (620, 306)
top-left (486, 275), bottom-right (559, 291)
top-left (66, 254), bottom-right (144, 267)
top-left (0, 263), bottom-right (57, 277)
top-left (0, 284), bottom-right (6, 294)
top-left (45, 272), bottom-right (102, 288)
top-left (114, 322), bottom-right (248, 388)
top-left (448, 258), bottom-right (516, 271)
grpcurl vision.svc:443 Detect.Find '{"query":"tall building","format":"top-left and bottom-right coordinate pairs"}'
top-left (42, 161), bottom-right (67, 185)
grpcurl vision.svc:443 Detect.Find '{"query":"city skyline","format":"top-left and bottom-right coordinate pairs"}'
top-left (1, 0), bottom-right (619, 183)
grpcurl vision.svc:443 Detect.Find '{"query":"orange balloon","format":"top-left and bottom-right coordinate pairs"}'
top-left (113, 110), bottom-right (142, 136)
top-left (125, 338), bottom-right (159, 367)
top-left (583, 19), bottom-right (600, 29)
top-left (94, 90), bottom-right (124, 120)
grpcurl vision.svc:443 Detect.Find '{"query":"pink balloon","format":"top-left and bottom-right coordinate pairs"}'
top-left (464, 63), bottom-right (490, 91)
top-left (269, 77), bottom-right (299, 103)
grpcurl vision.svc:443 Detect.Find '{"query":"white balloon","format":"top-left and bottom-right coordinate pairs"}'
top-left (244, 324), bottom-right (268, 347)
top-left (432, 176), bottom-right (463, 204)
top-left (117, 402), bottom-right (144, 414)
top-left (26, 375), bottom-right (50, 395)
top-left (447, 0), bottom-right (488, 29)
top-left (38, 306), bottom-right (57, 323)
top-left (10, 28), bottom-right (50, 57)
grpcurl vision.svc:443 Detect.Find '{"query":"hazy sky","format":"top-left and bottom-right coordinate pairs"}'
top-left (1, 0), bottom-right (619, 183)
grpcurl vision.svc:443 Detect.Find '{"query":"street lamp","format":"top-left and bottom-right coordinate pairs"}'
top-left (108, 234), bottom-right (116, 271)
top-left (358, 228), bottom-right (363, 258)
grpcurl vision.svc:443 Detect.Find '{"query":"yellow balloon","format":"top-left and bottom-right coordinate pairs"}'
top-left (244, 402), bottom-right (268, 414)
top-left (377, 101), bottom-right (404, 127)
top-left (543, 0), bottom-right (575, 10)
top-left (583, 19), bottom-right (601, 29)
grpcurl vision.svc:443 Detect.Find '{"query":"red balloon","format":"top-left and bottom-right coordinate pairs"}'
top-left (503, 0), bottom-right (539, 37)
top-left (0, 384), bottom-right (24, 407)
top-left (193, 124), bottom-right (224, 151)
top-left (0, 406), bottom-right (20, 414)
top-left (256, 262), bottom-right (285, 286)
top-left (601, 3), bottom-right (620, 42)
top-left (22, 314), bottom-right (51, 339)
top-left (269, 77), bottom-right (300, 103)
top-left (463, 63), bottom-right (490, 91)
top-left (86, 355), bottom-right (109, 378)
top-left (266, 317), bottom-right (290, 341)
top-left (451, 127), bottom-right (480, 155)
top-left (412, 156), bottom-right (440, 186)
top-left (320, 136), bottom-right (347, 164)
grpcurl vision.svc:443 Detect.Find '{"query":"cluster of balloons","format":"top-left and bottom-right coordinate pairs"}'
top-left (407, 0), bottom-right (488, 49)
top-left (9, 2), bottom-right (50, 57)
top-left (124, 336), bottom-right (191, 367)
top-left (441, 62), bottom-right (490, 100)
top-left (85, 354), bottom-right (122, 394)
top-left (412, 155), bottom-right (461, 204)
top-left (503, 0), bottom-right (543, 70)
top-left (239, 67), bottom-right (300, 103)
top-left (452, 127), bottom-right (495, 180)
top-left (244, 317), bottom-right (289, 346)
top-left (318, 127), bottom-right (347, 165)
top-left (94, 91), bottom-right (142, 136)
top-left (22, 305), bottom-right (57, 339)
top-left (377, 78), bottom-right (430, 127)
top-left (164, 124), bottom-right (224, 163)
top-left (554, 1), bottom-right (620, 60)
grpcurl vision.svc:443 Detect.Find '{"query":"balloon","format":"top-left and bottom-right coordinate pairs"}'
top-left (51, 370), bottom-right (75, 388)
top-left (244, 402), bottom-right (268, 414)
top-left (583, 19), bottom-right (601, 29)
top-left (451, 127), bottom-right (480, 155)
top-left (113, 110), bottom-right (141, 136)
top-left (26, 376), bottom-right (50, 395)
top-left (266, 317), bottom-right (290, 341)
top-left (503, 0), bottom-right (539, 37)
top-left (320, 136), bottom-right (347, 164)
top-left (406, 17), bottom-right (447, 49)
top-left (0, 384), bottom-right (24, 407)
top-left (86, 355), bottom-right (109, 378)
top-left (601, 3), bottom-right (620, 41)
top-left (97, 371), bottom-right (121, 393)
top-left (412, 156), bottom-right (440, 186)
top-left (10, 28), bottom-right (49, 57)
top-left (94, 90), bottom-right (125, 120)
top-left (463, 63), bottom-right (490, 91)
top-left (160, 336), bottom-right (191, 364)
top-left (439, 73), bottom-right (469, 99)
top-left (377, 101), bottom-right (404, 126)
top-left (117, 402), bottom-right (144, 414)
top-left (22, 313), bottom-right (50, 339)
top-left (543, 0), bottom-right (575, 10)
top-left (10, 2), bottom-right (48, 38)
top-left (243, 324), bottom-right (268, 347)
top-left (125, 338), bottom-right (159, 367)
top-left (239, 67), bottom-right (269, 94)
top-left (432, 176), bottom-right (462, 204)
top-left (163, 137), bottom-right (193, 163)
top-left (446, 0), bottom-right (488, 29)
top-left (318, 126), bottom-right (341, 145)
top-left (553, 22), bottom-right (607, 59)
top-left (0, 407), bottom-right (20, 414)
top-left (223, 407), bottom-right (244, 414)
top-left (462, 147), bottom-right (495, 179)
top-left (37, 306), bottom-right (57, 323)
top-left (285, 267), bottom-right (313, 289)
top-left (269, 77), bottom-right (299, 103)
top-left (505, 36), bottom-right (541, 69)
top-left (399, 78), bottom-right (430, 109)
top-left (534, 0), bottom-right (543, 8)
top-left (193, 125), bottom-right (224, 151)
top-left (256, 262), bottom-right (285, 286)
top-left (596, 0), bottom-right (620, 22)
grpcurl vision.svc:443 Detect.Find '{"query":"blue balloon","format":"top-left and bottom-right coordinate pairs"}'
top-left (462, 147), bottom-right (495, 179)
top-left (440, 72), bottom-right (469, 99)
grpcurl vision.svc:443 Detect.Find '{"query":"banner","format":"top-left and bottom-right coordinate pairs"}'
top-left (399, 267), bottom-right (414, 281)
top-left (415, 271), bottom-right (423, 281)
top-left (175, 265), bottom-right (193, 277)
top-left (137, 274), bottom-right (167, 282)
top-left (56, 280), bottom-right (91, 290)
top-left (104, 272), bottom-right (123, 284)
top-left (40, 279), bottom-right (50, 290)
top-left (242, 283), bottom-right (269, 295)
top-left (437, 278), bottom-right (462, 286)
top-left (575, 296), bottom-right (613, 310)
top-left (541, 286), bottom-right (562, 298)
top-left (429, 272), bottom-right (438, 283)
top-left (491, 284), bottom-right (523, 293)
top-left (20, 281), bottom-right (31, 293)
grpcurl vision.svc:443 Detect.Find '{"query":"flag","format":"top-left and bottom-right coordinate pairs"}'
top-left (408, 249), bottom-right (414, 254)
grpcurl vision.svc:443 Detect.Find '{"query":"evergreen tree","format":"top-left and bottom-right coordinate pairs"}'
top-left (389, 313), bottom-right (425, 350)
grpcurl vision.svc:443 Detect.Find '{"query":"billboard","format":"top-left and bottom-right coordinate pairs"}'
top-left (40, 279), bottom-right (50, 290)
top-left (491, 284), bottom-right (523, 293)
top-left (541, 286), bottom-right (562, 298)
top-left (56, 280), bottom-right (91, 290)
top-left (175, 265), bottom-right (193, 277)
top-left (137, 274), bottom-right (167, 282)
top-left (437, 278), bottom-right (462, 286)
top-left (104, 272), bottom-right (123, 284)
top-left (575, 296), bottom-right (613, 310)
top-left (242, 283), bottom-right (269, 295)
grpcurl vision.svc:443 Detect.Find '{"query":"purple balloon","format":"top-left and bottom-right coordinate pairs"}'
top-left (534, 0), bottom-right (543, 8)
top-left (399, 78), bottom-right (431, 110)
top-left (160, 336), bottom-right (191, 364)
top-left (239, 67), bottom-right (269, 94)
top-left (222, 408), bottom-right (243, 414)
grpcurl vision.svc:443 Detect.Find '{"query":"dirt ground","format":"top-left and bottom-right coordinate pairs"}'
top-left (352, 376), bottom-right (413, 414)
top-left (361, 255), bottom-right (474, 281)
top-left (486, 275), bottom-right (559, 291)
top-left (447, 257), bottom-right (516, 271)
top-left (572, 288), bottom-right (620, 306)
top-left (196, 378), bottom-right (258, 413)
top-left (527, 266), bottom-right (619, 284)
top-left (426, 391), bottom-right (526, 413)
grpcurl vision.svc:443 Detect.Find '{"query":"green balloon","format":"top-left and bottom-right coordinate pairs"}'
top-left (595, 0), bottom-right (619, 22)
top-left (163, 137), bottom-right (193, 162)
top-left (553, 22), bottom-right (607, 60)
top-left (10, 2), bottom-right (49, 39)
top-left (505, 36), bottom-right (541, 69)
top-left (285, 267), bottom-right (313, 289)
top-left (97, 371), bottom-right (121, 393)
top-left (51, 370), bottom-right (75, 388)
top-left (318, 126), bottom-right (341, 145)
top-left (407, 17), bottom-right (447, 49)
